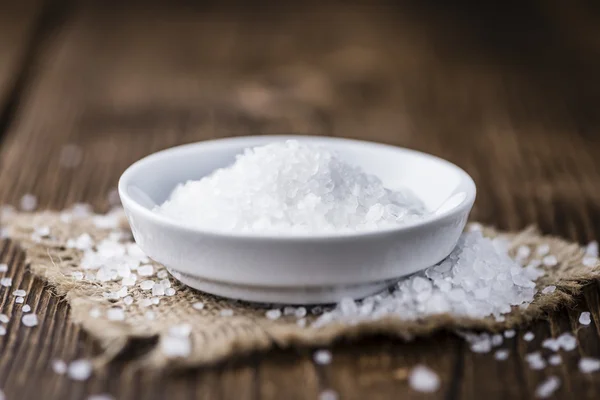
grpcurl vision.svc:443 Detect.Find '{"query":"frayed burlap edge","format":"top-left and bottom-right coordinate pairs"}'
top-left (4, 211), bottom-right (600, 369)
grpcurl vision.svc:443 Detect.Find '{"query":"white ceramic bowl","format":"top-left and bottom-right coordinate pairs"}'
top-left (119, 136), bottom-right (476, 304)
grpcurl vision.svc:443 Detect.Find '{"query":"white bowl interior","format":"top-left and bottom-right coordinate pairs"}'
top-left (124, 136), bottom-right (472, 219)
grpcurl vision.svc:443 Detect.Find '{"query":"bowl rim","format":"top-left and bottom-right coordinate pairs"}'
top-left (118, 135), bottom-right (476, 242)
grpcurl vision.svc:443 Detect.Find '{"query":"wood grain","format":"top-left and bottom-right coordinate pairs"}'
top-left (0, 1), bottom-right (599, 399)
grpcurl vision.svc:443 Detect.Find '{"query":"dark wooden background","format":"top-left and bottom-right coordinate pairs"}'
top-left (1, 0), bottom-right (600, 399)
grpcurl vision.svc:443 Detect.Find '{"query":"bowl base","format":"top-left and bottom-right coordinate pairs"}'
top-left (167, 268), bottom-right (398, 305)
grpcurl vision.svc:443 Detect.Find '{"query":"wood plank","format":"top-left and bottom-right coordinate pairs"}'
top-left (1, 1), bottom-right (600, 399)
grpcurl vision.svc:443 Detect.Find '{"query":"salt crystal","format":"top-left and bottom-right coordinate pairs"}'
top-left (295, 307), bottom-right (307, 318)
top-left (535, 376), bottom-right (560, 398)
top-left (548, 354), bottom-right (562, 366)
top-left (220, 309), bottom-right (233, 317)
top-left (1, 277), bottom-right (12, 287)
top-left (0, 314), bottom-right (8, 323)
top-left (504, 330), bottom-right (516, 338)
top-left (169, 324), bottom-right (192, 338)
top-left (313, 349), bottom-right (332, 365)
top-left (526, 352), bottom-right (547, 370)
top-left (155, 141), bottom-right (427, 234)
top-left (266, 309), bottom-right (282, 320)
top-left (13, 288), bottom-right (26, 296)
top-left (161, 335), bottom-right (191, 358)
top-left (139, 299), bottom-right (152, 308)
top-left (494, 349), bottom-right (509, 361)
top-left (578, 357), bottom-right (600, 373)
top-left (318, 389), bottom-right (338, 400)
top-left (579, 311), bottom-right (591, 326)
top-left (516, 245), bottom-right (531, 260)
top-left (192, 302), bottom-right (205, 310)
top-left (524, 332), bottom-right (535, 341)
top-left (0, 264), bottom-right (7, 272)
top-left (15, 296), bottom-right (24, 304)
top-left (20, 194), bottom-right (37, 211)
top-left (491, 334), bottom-right (503, 346)
top-left (165, 287), bottom-right (176, 296)
top-left (139, 280), bottom-right (154, 290)
top-left (159, 278), bottom-right (171, 288)
top-left (22, 305), bottom-right (31, 312)
top-left (0, 326), bottom-right (6, 336)
top-left (123, 296), bottom-right (134, 306)
top-left (157, 270), bottom-right (168, 279)
top-left (138, 265), bottom-right (154, 276)
top-left (408, 365), bottom-right (440, 393)
top-left (542, 333), bottom-right (577, 352)
top-left (536, 244), bottom-right (550, 257)
top-left (583, 257), bottom-right (598, 267)
top-left (152, 297), bottom-right (160, 305)
top-left (122, 275), bottom-right (136, 286)
top-left (68, 359), bottom-right (93, 381)
top-left (542, 255), bottom-right (558, 267)
top-left (72, 271), bottom-right (84, 280)
top-left (152, 283), bottom-right (165, 296)
top-left (52, 359), bottom-right (67, 374)
top-left (542, 286), bottom-right (556, 294)
top-left (107, 308), bottom-right (125, 321)
top-left (585, 241), bottom-right (599, 257)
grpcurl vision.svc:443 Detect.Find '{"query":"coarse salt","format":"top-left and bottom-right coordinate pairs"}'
top-left (523, 332), bottom-right (535, 341)
top-left (156, 140), bottom-right (427, 234)
top-left (408, 365), bottom-right (440, 393)
top-left (52, 359), bottom-right (67, 374)
top-left (68, 359), bottom-right (93, 381)
top-left (535, 376), bottom-right (560, 398)
top-left (313, 349), bottom-right (332, 365)
top-left (22, 313), bottom-right (38, 327)
top-left (578, 357), bottom-right (600, 373)
top-left (579, 311), bottom-right (591, 326)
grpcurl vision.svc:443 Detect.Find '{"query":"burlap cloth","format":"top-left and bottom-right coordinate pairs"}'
top-left (3, 211), bottom-right (600, 368)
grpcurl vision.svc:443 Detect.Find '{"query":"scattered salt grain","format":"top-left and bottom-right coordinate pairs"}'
top-left (22, 305), bottom-right (31, 312)
top-left (138, 265), bottom-right (154, 277)
top-left (192, 302), bottom-right (205, 310)
top-left (542, 333), bottom-right (577, 352)
top-left (52, 359), bottom-right (67, 374)
top-left (20, 194), bottom-right (37, 211)
top-left (0, 277), bottom-right (12, 287)
top-left (542, 286), bottom-right (556, 294)
top-left (408, 365), bottom-right (440, 393)
top-left (159, 279), bottom-right (171, 288)
top-left (318, 389), bottom-right (338, 400)
top-left (139, 299), bottom-right (152, 308)
top-left (526, 352), bottom-right (546, 370)
top-left (123, 296), bottom-right (134, 306)
top-left (107, 308), bottom-right (125, 321)
top-left (165, 287), bottom-right (176, 296)
top-left (583, 257), bottom-right (598, 267)
top-left (578, 357), bottom-right (600, 373)
top-left (0, 314), bottom-right (8, 323)
top-left (536, 244), bottom-right (550, 257)
top-left (586, 241), bottom-right (599, 257)
top-left (266, 309), bottom-right (282, 320)
top-left (152, 283), bottom-right (165, 296)
top-left (220, 309), bottom-right (234, 317)
top-left (68, 359), bottom-right (93, 381)
top-left (535, 376), bottom-right (560, 398)
top-left (156, 140), bottom-right (427, 234)
top-left (495, 349), bottom-right (509, 361)
top-left (579, 311), bottom-right (591, 326)
top-left (516, 245), bottom-right (531, 260)
top-left (12, 289), bottom-right (26, 297)
top-left (542, 255), bottom-right (558, 267)
top-left (313, 349), bottom-right (332, 365)
top-left (15, 296), bottom-right (24, 304)
top-left (152, 297), bottom-right (160, 305)
top-left (491, 334), bottom-right (503, 346)
top-left (0, 264), bottom-right (7, 273)
top-left (157, 270), bottom-right (168, 279)
top-left (504, 330), bottom-right (516, 339)
top-left (0, 327), bottom-right (6, 336)
top-left (161, 335), bottom-right (191, 358)
top-left (72, 271), bottom-right (84, 280)
top-left (524, 332), bottom-right (535, 341)
top-left (121, 274), bottom-right (136, 286)
top-left (139, 280), bottom-right (154, 290)
top-left (548, 354), bottom-right (562, 366)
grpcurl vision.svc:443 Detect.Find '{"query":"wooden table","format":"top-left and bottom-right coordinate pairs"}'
top-left (1, 1), bottom-right (600, 399)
